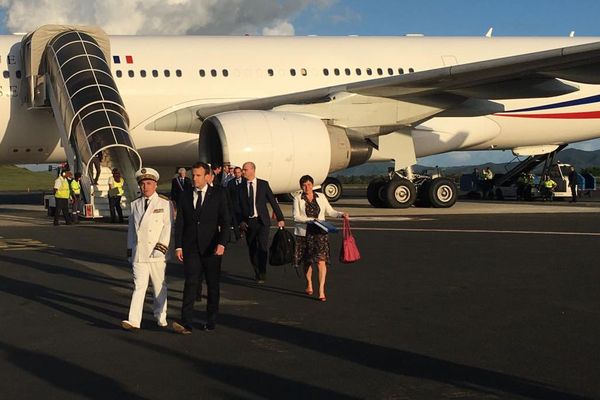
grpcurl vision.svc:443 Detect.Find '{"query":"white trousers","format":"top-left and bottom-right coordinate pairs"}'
top-left (127, 260), bottom-right (168, 328)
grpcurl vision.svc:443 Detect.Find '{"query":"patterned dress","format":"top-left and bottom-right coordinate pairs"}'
top-left (294, 193), bottom-right (331, 266)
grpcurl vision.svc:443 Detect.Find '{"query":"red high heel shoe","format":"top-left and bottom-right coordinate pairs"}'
top-left (318, 297), bottom-right (326, 302)
top-left (305, 289), bottom-right (313, 296)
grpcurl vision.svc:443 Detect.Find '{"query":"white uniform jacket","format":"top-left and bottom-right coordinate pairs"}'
top-left (292, 192), bottom-right (344, 237)
top-left (127, 192), bottom-right (174, 262)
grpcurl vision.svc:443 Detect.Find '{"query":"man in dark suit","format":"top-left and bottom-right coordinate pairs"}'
top-left (172, 162), bottom-right (230, 335)
top-left (170, 167), bottom-right (192, 206)
top-left (238, 161), bottom-right (284, 283)
top-left (227, 166), bottom-right (245, 232)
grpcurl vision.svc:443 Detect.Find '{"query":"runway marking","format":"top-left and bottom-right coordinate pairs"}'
top-left (0, 238), bottom-right (53, 251)
top-left (347, 216), bottom-right (434, 222)
top-left (350, 227), bottom-right (600, 237)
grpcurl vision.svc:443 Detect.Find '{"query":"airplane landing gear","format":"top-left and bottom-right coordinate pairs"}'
top-left (367, 174), bottom-right (456, 208)
top-left (320, 177), bottom-right (343, 202)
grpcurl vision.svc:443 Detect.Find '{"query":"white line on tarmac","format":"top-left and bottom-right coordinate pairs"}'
top-left (350, 227), bottom-right (600, 237)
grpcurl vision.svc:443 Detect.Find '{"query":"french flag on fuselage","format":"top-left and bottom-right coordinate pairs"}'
top-left (113, 55), bottom-right (134, 64)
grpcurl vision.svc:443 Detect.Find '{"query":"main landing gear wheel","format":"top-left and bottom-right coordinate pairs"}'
top-left (321, 177), bottom-right (343, 203)
top-left (367, 178), bottom-right (387, 208)
top-left (427, 177), bottom-right (457, 208)
top-left (384, 178), bottom-right (416, 208)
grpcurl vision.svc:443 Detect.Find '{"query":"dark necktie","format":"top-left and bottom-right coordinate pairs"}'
top-left (180, 178), bottom-right (184, 187)
top-left (144, 198), bottom-right (149, 211)
top-left (195, 190), bottom-right (203, 210)
top-left (248, 182), bottom-right (254, 216)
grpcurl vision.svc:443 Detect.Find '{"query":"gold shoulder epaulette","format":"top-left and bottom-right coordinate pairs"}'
top-left (158, 194), bottom-right (170, 201)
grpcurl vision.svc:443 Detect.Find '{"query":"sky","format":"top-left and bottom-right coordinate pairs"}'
top-left (2, 0), bottom-right (600, 167)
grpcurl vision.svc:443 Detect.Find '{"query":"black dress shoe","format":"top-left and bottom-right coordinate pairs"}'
top-left (200, 323), bottom-right (215, 332)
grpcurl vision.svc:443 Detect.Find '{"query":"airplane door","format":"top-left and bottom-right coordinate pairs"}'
top-left (442, 55), bottom-right (458, 66)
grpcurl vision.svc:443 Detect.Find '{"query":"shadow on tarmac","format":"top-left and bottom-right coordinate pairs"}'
top-left (211, 313), bottom-right (592, 400)
top-left (121, 336), bottom-right (361, 400)
top-left (0, 340), bottom-right (148, 400)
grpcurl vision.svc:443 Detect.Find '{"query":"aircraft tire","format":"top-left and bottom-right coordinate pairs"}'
top-left (415, 180), bottom-right (432, 207)
top-left (384, 178), bottom-right (416, 208)
top-left (320, 177), bottom-right (343, 203)
top-left (276, 193), bottom-right (294, 203)
top-left (428, 177), bottom-right (457, 208)
top-left (367, 178), bottom-right (387, 208)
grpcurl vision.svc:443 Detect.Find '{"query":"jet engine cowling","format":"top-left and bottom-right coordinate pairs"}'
top-left (199, 111), bottom-right (371, 194)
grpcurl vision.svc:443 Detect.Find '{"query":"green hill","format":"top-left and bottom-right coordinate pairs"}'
top-left (0, 165), bottom-right (55, 191)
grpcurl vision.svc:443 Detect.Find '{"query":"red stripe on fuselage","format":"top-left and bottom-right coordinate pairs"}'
top-left (495, 111), bottom-right (600, 119)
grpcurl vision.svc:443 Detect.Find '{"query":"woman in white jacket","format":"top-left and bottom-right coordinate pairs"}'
top-left (293, 175), bottom-right (348, 302)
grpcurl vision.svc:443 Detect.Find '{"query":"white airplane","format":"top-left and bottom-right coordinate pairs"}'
top-left (2, 25), bottom-right (600, 209)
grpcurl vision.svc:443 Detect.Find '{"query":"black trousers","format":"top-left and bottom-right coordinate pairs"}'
top-left (181, 250), bottom-right (222, 329)
top-left (245, 218), bottom-right (270, 279)
top-left (54, 198), bottom-right (72, 225)
top-left (570, 185), bottom-right (577, 202)
top-left (109, 196), bottom-right (123, 222)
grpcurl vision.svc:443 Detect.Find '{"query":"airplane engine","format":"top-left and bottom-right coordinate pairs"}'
top-left (199, 111), bottom-right (371, 194)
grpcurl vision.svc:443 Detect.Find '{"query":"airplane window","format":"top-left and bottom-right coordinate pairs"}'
top-left (290, 68), bottom-right (296, 76)
top-left (267, 69), bottom-right (274, 76)
top-left (398, 68), bottom-right (404, 74)
top-left (323, 68), bottom-right (329, 76)
top-left (377, 68), bottom-right (383, 75)
top-left (152, 70), bottom-right (158, 77)
top-left (211, 69), bottom-right (217, 77)
top-left (388, 68), bottom-right (394, 75)
top-left (199, 69), bottom-right (206, 77)
top-left (355, 68), bottom-right (362, 76)
top-left (409, 68), bottom-right (415, 73)
top-left (176, 69), bottom-right (182, 77)
top-left (334, 68), bottom-right (340, 76)
top-left (366, 68), bottom-right (372, 76)
top-left (164, 70), bottom-right (171, 77)
top-left (140, 70), bottom-right (147, 78)
top-left (300, 68), bottom-right (307, 76)
top-left (115, 70), bottom-right (122, 78)
top-left (3, 71), bottom-right (8, 79)
top-left (128, 70), bottom-right (134, 78)
top-left (222, 69), bottom-right (228, 77)
top-left (16, 70), bottom-right (21, 79)
top-left (345, 68), bottom-right (351, 76)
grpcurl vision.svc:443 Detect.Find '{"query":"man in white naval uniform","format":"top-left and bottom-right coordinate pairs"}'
top-left (121, 167), bottom-right (174, 331)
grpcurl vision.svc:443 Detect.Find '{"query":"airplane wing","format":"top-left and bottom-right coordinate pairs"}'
top-left (145, 40), bottom-right (600, 132)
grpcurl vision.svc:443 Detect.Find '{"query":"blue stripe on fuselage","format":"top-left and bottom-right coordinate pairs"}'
top-left (505, 94), bottom-right (600, 113)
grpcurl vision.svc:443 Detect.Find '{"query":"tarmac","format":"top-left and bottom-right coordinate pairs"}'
top-left (0, 195), bottom-right (599, 399)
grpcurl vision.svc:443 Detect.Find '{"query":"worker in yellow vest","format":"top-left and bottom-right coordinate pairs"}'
top-left (70, 172), bottom-right (83, 223)
top-left (53, 170), bottom-right (73, 226)
top-left (541, 175), bottom-right (557, 201)
top-left (108, 168), bottom-right (125, 223)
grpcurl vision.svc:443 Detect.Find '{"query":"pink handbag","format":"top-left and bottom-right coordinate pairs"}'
top-left (340, 218), bottom-right (360, 264)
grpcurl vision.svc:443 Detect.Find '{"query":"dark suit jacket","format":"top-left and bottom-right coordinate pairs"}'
top-left (175, 186), bottom-right (231, 256)
top-left (170, 176), bottom-right (192, 204)
top-left (227, 177), bottom-right (246, 224)
top-left (239, 178), bottom-right (284, 226)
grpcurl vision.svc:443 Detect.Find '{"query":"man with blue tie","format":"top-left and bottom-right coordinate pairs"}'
top-left (172, 162), bottom-right (231, 335)
top-left (122, 167), bottom-right (173, 331)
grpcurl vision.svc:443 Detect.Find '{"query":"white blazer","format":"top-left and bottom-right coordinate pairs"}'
top-left (292, 192), bottom-right (344, 237)
top-left (127, 192), bottom-right (174, 262)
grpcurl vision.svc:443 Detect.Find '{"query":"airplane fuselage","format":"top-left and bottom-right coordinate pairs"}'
top-left (2, 35), bottom-right (600, 167)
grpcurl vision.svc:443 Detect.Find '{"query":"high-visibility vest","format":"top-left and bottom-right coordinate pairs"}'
top-left (543, 179), bottom-right (556, 188)
top-left (71, 180), bottom-right (81, 195)
top-left (55, 177), bottom-right (71, 199)
top-left (113, 178), bottom-right (125, 196)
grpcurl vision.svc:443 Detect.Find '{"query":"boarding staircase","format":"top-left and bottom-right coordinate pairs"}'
top-left (494, 145), bottom-right (567, 187)
top-left (20, 25), bottom-right (141, 218)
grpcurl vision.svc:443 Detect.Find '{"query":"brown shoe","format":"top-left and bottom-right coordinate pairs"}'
top-left (172, 321), bottom-right (192, 335)
top-left (121, 320), bottom-right (139, 331)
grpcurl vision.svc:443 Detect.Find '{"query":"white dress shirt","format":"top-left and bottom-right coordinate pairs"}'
top-left (193, 184), bottom-right (208, 208)
top-left (246, 178), bottom-right (258, 218)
